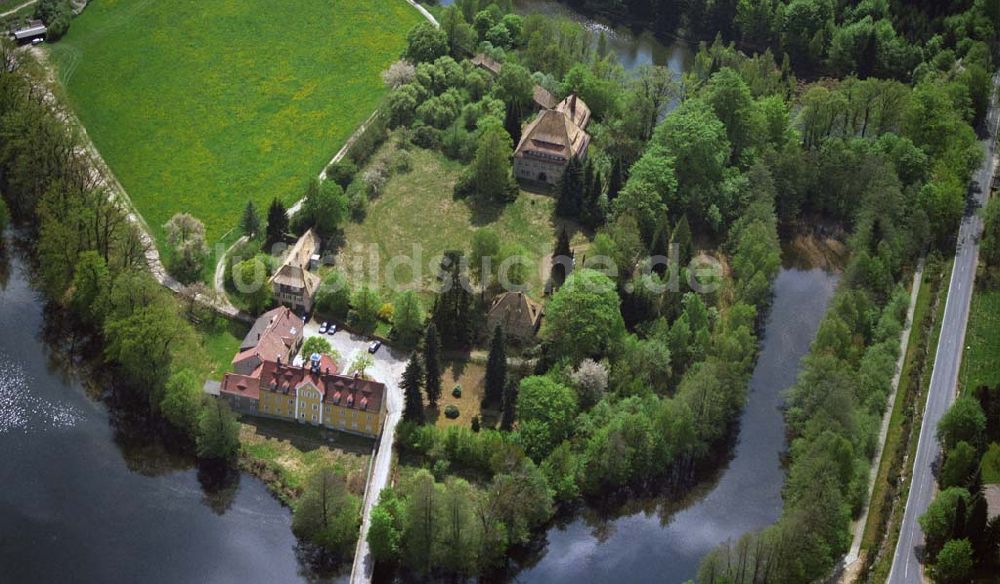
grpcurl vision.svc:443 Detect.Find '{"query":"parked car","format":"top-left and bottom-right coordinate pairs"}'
top-left (31, 38), bottom-right (43, 46)
top-left (318, 322), bottom-right (328, 334)
top-left (368, 340), bottom-right (382, 354)
top-left (326, 324), bottom-right (337, 335)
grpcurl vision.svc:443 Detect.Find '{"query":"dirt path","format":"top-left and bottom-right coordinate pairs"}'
top-left (840, 261), bottom-right (923, 582)
top-left (0, 0), bottom-right (37, 18)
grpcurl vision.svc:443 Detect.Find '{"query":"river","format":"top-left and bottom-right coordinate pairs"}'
top-left (0, 239), bottom-right (321, 583)
top-left (516, 267), bottom-right (839, 583)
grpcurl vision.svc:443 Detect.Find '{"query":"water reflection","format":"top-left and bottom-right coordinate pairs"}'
top-left (516, 268), bottom-right (839, 583)
top-left (0, 236), bottom-right (337, 583)
top-left (439, 0), bottom-right (693, 74)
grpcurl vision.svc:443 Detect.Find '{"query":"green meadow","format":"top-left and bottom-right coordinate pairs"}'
top-left (49, 0), bottom-right (421, 245)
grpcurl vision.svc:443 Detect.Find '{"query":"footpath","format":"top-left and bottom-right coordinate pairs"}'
top-left (839, 260), bottom-right (924, 583)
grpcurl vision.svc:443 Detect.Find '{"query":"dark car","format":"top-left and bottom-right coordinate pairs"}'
top-left (368, 340), bottom-right (382, 354)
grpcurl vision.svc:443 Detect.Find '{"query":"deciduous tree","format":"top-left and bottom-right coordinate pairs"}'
top-left (196, 399), bottom-right (241, 460)
top-left (542, 269), bottom-right (626, 363)
top-left (292, 467), bottom-right (360, 555)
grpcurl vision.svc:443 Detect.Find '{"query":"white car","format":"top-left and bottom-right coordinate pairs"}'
top-left (318, 322), bottom-right (328, 334)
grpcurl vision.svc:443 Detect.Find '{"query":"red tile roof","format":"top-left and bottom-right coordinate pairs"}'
top-left (257, 357), bottom-right (385, 413)
top-left (232, 307), bottom-right (302, 367)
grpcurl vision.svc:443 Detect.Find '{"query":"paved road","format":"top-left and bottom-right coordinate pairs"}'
top-left (888, 69), bottom-right (1000, 584)
top-left (298, 322), bottom-right (409, 584)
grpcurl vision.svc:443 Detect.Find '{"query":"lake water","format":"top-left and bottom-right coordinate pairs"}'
top-left (515, 267), bottom-right (839, 583)
top-left (440, 0), bottom-right (693, 75)
top-left (0, 240), bottom-right (320, 583)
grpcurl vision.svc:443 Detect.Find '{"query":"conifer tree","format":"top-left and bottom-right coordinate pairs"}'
top-left (423, 323), bottom-right (442, 407)
top-left (556, 156), bottom-right (584, 218)
top-left (401, 356), bottom-right (425, 424)
top-left (672, 214), bottom-right (694, 269)
top-left (649, 217), bottom-right (671, 276)
top-left (240, 200), bottom-right (261, 239)
top-left (500, 379), bottom-right (518, 431)
top-left (485, 326), bottom-right (507, 405)
top-left (504, 103), bottom-right (522, 148)
top-left (551, 228), bottom-right (573, 288)
top-left (265, 197), bottom-right (289, 246)
top-left (430, 251), bottom-right (473, 348)
top-left (607, 158), bottom-right (623, 202)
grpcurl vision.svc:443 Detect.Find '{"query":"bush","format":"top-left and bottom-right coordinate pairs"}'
top-left (412, 123), bottom-right (441, 149)
top-left (362, 159), bottom-right (390, 198)
top-left (392, 149), bottom-right (412, 174)
top-left (441, 125), bottom-right (476, 162)
top-left (314, 270), bottom-right (352, 319)
top-left (444, 405), bottom-right (460, 419)
top-left (453, 168), bottom-right (475, 199)
top-left (325, 160), bottom-right (357, 189)
top-left (347, 114), bottom-right (387, 166)
top-left (345, 179), bottom-right (369, 222)
top-left (36, 0), bottom-right (72, 40)
top-left (452, 385), bottom-right (462, 398)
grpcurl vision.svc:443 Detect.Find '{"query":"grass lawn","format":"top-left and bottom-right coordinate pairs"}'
top-left (47, 0), bottom-right (421, 246)
top-left (982, 443), bottom-right (1000, 484)
top-left (338, 146), bottom-right (585, 299)
top-left (425, 359), bottom-right (503, 429)
top-left (197, 317), bottom-right (248, 380)
top-left (239, 416), bottom-right (372, 502)
top-left (959, 288), bottom-right (1000, 391)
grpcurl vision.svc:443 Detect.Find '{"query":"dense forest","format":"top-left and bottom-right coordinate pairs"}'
top-left (361, 0), bottom-right (998, 580)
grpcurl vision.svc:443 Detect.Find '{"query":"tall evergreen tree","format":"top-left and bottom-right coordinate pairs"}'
top-left (485, 326), bottom-right (507, 405)
top-left (551, 228), bottom-right (573, 288)
top-left (580, 160), bottom-right (604, 229)
top-left (240, 200), bottom-right (261, 239)
top-left (672, 214), bottom-right (694, 269)
top-left (556, 156), bottom-right (584, 218)
top-left (500, 379), bottom-right (518, 431)
top-left (967, 493), bottom-right (991, 563)
top-left (649, 216), bottom-right (671, 276)
top-left (265, 197), bottom-right (289, 246)
top-left (954, 495), bottom-right (968, 541)
top-left (401, 356), bottom-right (425, 424)
top-left (423, 323), bottom-right (442, 408)
top-left (431, 251), bottom-right (473, 348)
top-left (607, 158), bottom-right (623, 202)
top-left (504, 103), bottom-right (522, 148)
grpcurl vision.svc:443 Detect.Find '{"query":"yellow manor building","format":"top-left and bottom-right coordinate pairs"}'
top-left (220, 353), bottom-right (387, 438)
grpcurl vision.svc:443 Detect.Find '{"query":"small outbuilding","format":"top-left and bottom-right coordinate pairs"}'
top-left (10, 21), bottom-right (47, 44)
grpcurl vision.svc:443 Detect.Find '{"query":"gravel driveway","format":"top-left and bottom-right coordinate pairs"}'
top-left (300, 320), bottom-right (409, 584)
